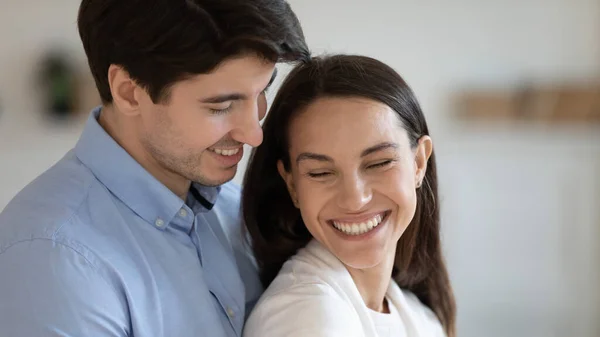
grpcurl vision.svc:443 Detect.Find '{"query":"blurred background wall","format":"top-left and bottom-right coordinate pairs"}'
top-left (1, 1), bottom-right (599, 336)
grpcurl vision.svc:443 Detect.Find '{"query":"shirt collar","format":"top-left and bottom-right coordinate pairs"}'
top-left (74, 106), bottom-right (221, 230)
top-left (188, 182), bottom-right (221, 212)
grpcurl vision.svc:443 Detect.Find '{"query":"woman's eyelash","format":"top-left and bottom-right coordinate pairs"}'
top-left (305, 160), bottom-right (394, 178)
top-left (307, 172), bottom-right (331, 178)
top-left (368, 160), bottom-right (394, 169)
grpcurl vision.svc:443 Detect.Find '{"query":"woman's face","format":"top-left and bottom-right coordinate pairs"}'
top-left (278, 96), bottom-right (432, 270)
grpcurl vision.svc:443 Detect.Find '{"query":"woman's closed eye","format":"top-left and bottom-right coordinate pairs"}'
top-left (366, 159), bottom-right (395, 170)
top-left (306, 171), bottom-right (333, 179)
top-left (304, 160), bottom-right (395, 178)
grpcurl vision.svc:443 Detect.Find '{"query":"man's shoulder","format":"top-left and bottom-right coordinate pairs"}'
top-left (0, 152), bottom-right (100, 253)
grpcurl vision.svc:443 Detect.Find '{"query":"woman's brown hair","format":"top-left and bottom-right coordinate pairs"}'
top-left (242, 54), bottom-right (456, 336)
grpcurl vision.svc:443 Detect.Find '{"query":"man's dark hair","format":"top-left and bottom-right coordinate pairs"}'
top-left (77, 0), bottom-right (310, 104)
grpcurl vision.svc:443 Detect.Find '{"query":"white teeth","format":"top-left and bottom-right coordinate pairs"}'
top-left (332, 214), bottom-right (385, 236)
top-left (212, 148), bottom-right (240, 156)
top-left (367, 219), bottom-right (374, 230)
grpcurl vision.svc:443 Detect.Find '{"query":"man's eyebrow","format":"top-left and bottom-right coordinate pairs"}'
top-left (200, 93), bottom-right (246, 104)
top-left (199, 68), bottom-right (278, 104)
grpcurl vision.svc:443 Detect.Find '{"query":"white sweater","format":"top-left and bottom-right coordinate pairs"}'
top-left (243, 240), bottom-right (446, 337)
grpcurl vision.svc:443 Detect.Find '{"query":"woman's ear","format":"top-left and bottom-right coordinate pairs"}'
top-left (277, 160), bottom-right (299, 208)
top-left (414, 135), bottom-right (433, 188)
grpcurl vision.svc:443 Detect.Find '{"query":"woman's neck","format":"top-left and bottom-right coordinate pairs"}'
top-left (346, 247), bottom-right (396, 313)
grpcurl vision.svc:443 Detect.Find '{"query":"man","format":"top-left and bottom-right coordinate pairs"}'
top-left (0, 0), bottom-right (309, 336)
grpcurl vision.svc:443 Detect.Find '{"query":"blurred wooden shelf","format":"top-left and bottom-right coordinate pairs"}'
top-left (453, 83), bottom-right (600, 125)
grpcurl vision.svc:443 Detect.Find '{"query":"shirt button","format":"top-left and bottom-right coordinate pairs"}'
top-left (179, 208), bottom-right (188, 217)
top-left (155, 218), bottom-right (165, 228)
top-left (226, 307), bottom-right (235, 318)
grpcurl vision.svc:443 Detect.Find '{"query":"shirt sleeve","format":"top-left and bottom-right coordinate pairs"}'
top-left (0, 239), bottom-right (130, 336)
top-left (243, 283), bottom-right (363, 337)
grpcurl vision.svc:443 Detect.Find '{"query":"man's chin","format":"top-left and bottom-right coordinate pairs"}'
top-left (193, 166), bottom-right (238, 187)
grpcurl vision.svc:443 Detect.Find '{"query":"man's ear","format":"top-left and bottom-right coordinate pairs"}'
top-left (277, 160), bottom-right (299, 208)
top-left (414, 135), bottom-right (433, 188)
top-left (107, 64), bottom-right (143, 116)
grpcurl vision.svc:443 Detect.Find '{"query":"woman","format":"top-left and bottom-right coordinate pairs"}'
top-left (242, 55), bottom-right (456, 337)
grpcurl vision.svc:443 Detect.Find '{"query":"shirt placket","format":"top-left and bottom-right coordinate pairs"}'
top-left (191, 215), bottom-right (245, 337)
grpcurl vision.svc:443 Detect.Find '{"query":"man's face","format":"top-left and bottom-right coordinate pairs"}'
top-left (136, 55), bottom-right (276, 187)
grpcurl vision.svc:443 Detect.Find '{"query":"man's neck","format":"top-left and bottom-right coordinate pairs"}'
top-left (98, 106), bottom-right (191, 200)
top-left (346, 247), bottom-right (396, 313)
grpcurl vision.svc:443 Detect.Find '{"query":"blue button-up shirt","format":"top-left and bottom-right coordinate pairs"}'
top-left (0, 107), bottom-right (263, 336)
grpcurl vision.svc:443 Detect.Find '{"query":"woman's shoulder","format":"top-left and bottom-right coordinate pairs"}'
top-left (258, 239), bottom-right (351, 292)
top-left (253, 250), bottom-right (351, 312)
top-left (243, 245), bottom-right (363, 337)
top-left (387, 282), bottom-right (446, 336)
top-left (244, 276), bottom-right (362, 337)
